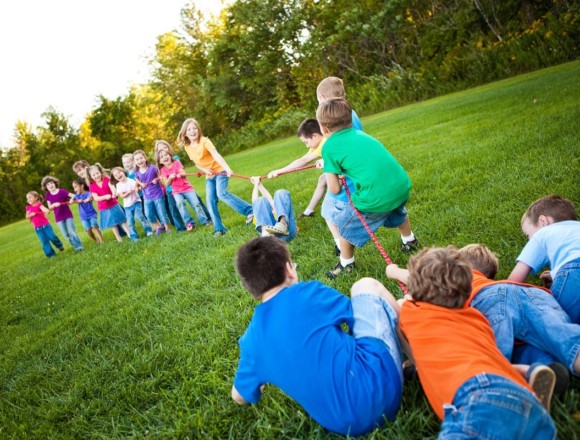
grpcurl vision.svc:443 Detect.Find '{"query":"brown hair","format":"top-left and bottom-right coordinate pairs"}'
top-left (26, 191), bottom-right (43, 203)
top-left (235, 236), bottom-right (292, 299)
top-left (522, 194), bottom-right (577, 225)
top-left (177, 118), bottom-right (203, 147)
top-left (41, 175), bottom-right (59, 191)
top-left (407, 247), bottom-right (473, 309)
top-left (458, 244), bottom-right (499, 279)
top-left (85, 163), bottom-right (107, 185)
top-left (297, 118), bottom-right (322, 138)
top-left (72, 160), bottom-right (90, 171)
top-left (316, 98), bottom-right (353, 133)
top-left (110, 167), bottom-right (127, 184)
top-left (72, 178), bottom-right (89, 192)
top-left (317, 77), bottom-right (345, 99)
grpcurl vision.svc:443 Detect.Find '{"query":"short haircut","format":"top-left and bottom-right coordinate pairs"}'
top-left (72, 178), bottom-right (89, 192)
top-left (458, 244), bottom-right (499, 279)
top-left (177, 118), bottom-right (203, 147)
top-left (122, 153), bottom-right (134, 162)
top-left (235, 236), bottom-right (292, 299)
top-left (72, 160), bottom-right (90, 171)
top-left (316, 98), bottom-right (353, 133)
top-left (407, 247), bottom-right (473, 309)
top-left (41, 175), bottom-right (59, 191)
top-left (297, 118), bottom-right (322, 138)
top-left (523, 194), bottom-right (577, 225)
top-left (317, 76), bottom-right (345, 99)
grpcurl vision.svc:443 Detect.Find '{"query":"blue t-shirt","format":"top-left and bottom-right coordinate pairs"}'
top-left (234, 281), bottom-right (401, 436)
top-left (72, 192), bottom-right (98, 220)
top-left (517, 220), bottom-right (580, 277)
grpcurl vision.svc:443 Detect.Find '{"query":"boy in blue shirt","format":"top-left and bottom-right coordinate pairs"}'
top-left (318, 98), bottom-right (418, 278)
top-left (231, 237), bottom-right (403, 436)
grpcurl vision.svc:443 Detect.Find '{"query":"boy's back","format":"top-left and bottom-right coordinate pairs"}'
top-left (234, 280), bottom-right (401, 435)
top-left (322, 128), bottom-right (410, 213)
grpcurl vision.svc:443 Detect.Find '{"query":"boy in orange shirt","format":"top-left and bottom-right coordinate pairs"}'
top-left (392, 247), bottom-right (556, 439)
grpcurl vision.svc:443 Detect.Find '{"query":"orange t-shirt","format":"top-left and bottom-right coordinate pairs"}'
top-left (399, 301), bottom-right (532, 420)
top-left (184, 137), bottom-right (224, 175)
top-left (466, 270), bottom-right (551, 306)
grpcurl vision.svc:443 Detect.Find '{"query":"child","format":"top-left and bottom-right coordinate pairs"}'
top-left (25, 191), bottom-right (64, 257)
top-left (393, 246), bottom-right (556, 438)
top-left (508, 195), bottom-right (580, 323)
top-left (72, 160), bottom-right (91, 179)
top-left (41, 175), bottom-right (84, 251)
top-left (85, 163), bottom-right (130, 242)
top-left (155, 140), bottom-right (211, 231)
top-left (231, 237), bottom-right (403, 436)
top-left (177, 118), bottom-right (253, 237)
top-left (317, 98), bottom-right (417, 278)
top-left (133, 150), bottom-right (171, 235)
top-left (248, 177), bottom-right (296, 241)
top-left (111, 167), bottom-right (152, 240)
top-left (70, 178), bottom-right (103, 244)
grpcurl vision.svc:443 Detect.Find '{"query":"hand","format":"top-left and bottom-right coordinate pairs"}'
top-left (315, 159), bottom-right (324, 169)
top-left (170, 173), bottom-right (177, 180)
top-left (386, 264), bottom-right (399, 279)
top-left (540, 270), bottom-right (553, 288)
top-left (225, 169), bottom-right (233, 177)
top-left (105, 194), bottom-right (112, 200)
top-left (53, 202), bottom-right (61, 208)
top-left (250, 176), bottom-right (261, 185)
top-left (267, 170), bottom-right (279, 179)
top-left (205, 170), bottom-right (213, 176)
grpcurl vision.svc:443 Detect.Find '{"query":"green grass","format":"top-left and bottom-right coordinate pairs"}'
top-left (1, 61), bottom-right (579, 439)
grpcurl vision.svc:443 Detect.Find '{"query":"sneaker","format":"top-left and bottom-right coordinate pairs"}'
top-left (214, 230), bottom-right (226, 237)
top-left (245, 213), bottom-right (254, 225)
top-left (204, 222), bottom-right (213, 227)
top-left (155, 227), bottom-right (165, 236)
top-left (263, 222), bottom-right (289, 236)
top-left (547, 362), bottom-right (570, 400)
top-left (298, 212), bottom-right (315, 220)
top-left (334, 245), bottom-right (341, 256)
top-left (146, 231), bottom-right (153, 237)
top-left (327, 261), bottom-right (355, 279)
top-left (186, 223), bottom-right (195, 232)
top-left (528, 364), bottom-right (556, 411)
top-left (401, 238), bottom-right (420, 253)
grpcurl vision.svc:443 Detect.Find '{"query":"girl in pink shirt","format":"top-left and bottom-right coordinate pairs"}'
top-left (25, 191), bottom-right (64, 257)
top-left (85, 163), bottom-right (129, 242)
top-left (156, 141), bottom-right (211, 231)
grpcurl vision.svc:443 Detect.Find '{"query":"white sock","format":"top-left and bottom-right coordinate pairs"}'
top-left (340, 256), bottom-right (355, 266)
top-left (401, 232), bottom-right (415, 244)
top-left (334, 238), bottom-right (341, 249)
top-left (303, 208), bottom-right (314, 215)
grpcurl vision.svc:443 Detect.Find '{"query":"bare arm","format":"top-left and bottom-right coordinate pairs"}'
top-left (208, 149), bottom-right (233, 176)
top-left (250, 177), bottom-right (274, 209)
top-left (386, 264), bottom-right (410, 284)
top-left (508, 261), bottom-right (532, 283)
top-left (267, 152), bottom-right (320, 178)
top-left (326, 173), bottom-right (341, 194)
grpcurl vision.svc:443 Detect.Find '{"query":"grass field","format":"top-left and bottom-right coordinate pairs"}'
top-left (1, 61), bottom-right (579, 439)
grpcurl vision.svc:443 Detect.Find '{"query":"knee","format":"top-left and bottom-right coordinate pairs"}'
top-left (351, 277), bottom-right (387, 297)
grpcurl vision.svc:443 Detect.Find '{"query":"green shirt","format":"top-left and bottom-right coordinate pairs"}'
top-left (322, 128), bottom-right (411, 213)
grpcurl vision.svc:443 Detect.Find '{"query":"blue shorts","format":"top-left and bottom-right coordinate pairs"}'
top-left (81, 216), bottom-right (99, 231)
top-left (321, 191), bottom-right (346, 225)
top-left (351, 293), bottom-right (403, 386)
top-left (338, 201), bottom-right (408, 247)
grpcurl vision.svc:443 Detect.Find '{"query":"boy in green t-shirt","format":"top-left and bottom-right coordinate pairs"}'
top-left (318, 98), bottom-right (418, 278)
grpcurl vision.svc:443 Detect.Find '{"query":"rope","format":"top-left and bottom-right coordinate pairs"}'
top-left (339, 176), bottom-right (408, 295)
top-left (184, 164), bottom-right (316, 181)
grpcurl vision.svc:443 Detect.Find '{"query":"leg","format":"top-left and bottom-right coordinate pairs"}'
top-left (173, 192), bottom-right (194, 226)
top-left (153, 198), bottom-right (171, 231)
top-left (166, 193), bottom-right (185, 231)
top-left (92, 227), bottom-right (104, 244)
top-left (397, 216), bottom-right (412, 237)
top-left (551, 261), bottom-right (580, 324)
top-left (64, 217), bottom-right (83, 250)
top-left (133, 202), bottom-right (152, 235)
top-left (184, 191), bottom-right (209, 225)
top-left (303, 173), bottom-right (327, 214)
top-left (111, 225), bottom-right (123, 242)
top-left (86, 227), bottom-right (97, 243)
top-left (252, 197), bottom-right (276, 234)
top-left (215, 174), bottom-right (252, 216)
top-left (46, 225), bottom-right (64, 250)
top-left (125, 204), bottom-right (139, 240)
top-left (273, 190), bottom-right (297, 241)
top-left (56, 220), bottom-right (71, 244)
top-left (206, 177), bottom-right (226, 233)
top-left (35, 226), bottom-right (56, 257)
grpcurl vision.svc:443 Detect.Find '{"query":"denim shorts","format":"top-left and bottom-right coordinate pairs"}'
top-left (351, 293), bottom-right (403, 386)
top-left (338, 201), bottom-right (408, 247)
top-left (321, 191), bottom-right (346, 224)
top-left (81, 217), bottom-right (99, 230)
top-left (439, 374), bottom-right (556, 439)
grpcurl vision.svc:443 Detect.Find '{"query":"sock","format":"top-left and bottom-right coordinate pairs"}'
top-left (303, 208), bottom-right (314, 215)
top-left (401, 232), bottom-right (415, 244)
top-left (340, 256), bottom-right (355, 267)
top-left (334, 238), bottom-right (341, 249)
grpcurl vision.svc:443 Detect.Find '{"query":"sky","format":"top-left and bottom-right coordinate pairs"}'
top-left (0, 0), bottom-right (225, 149)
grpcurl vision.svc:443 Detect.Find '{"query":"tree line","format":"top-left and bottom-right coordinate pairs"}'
top-left (1, 0), bottom-right (578, 225)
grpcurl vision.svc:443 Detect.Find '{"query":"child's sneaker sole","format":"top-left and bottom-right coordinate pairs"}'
top-left (529, 365), bottom-right (556, 411)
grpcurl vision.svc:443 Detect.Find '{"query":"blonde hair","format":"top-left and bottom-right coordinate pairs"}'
top-left (458, 244), bottom-right (499, 279)
top-left (155, 143), bottom-right (174, 169)
top-left (72, 160), bottom-right (90, 171)
top-left (522, 194), bottom-right (577, 226)
top-left (122, 153), bottom-right (134, 164)
top-left (41, 175), bottom-right (59, 191)
top-left (177, 118), bottom-right (203, 147)
top-left (317, 77), bottom-right (345, 100)
top-left (26, 191), bottom-right (43, 203)
top-left (316, 98), bottom-right (353, 133)
top-left (407, 247), bottom-right (473, 309)
top-left (85, 163), bottom-right (107, 185)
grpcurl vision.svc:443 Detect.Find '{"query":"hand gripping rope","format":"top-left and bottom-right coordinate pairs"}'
top-left (184, 164), bottom-right (317, 181)
top-left (339, 176), bottom-right (408, 295)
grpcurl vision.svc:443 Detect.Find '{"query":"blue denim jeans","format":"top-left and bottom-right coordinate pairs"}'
top-left (144, 197), bottom-right (170, 226)
top-left (165, 192), bottom-right (185, 231)
top-left (35, 224), bottom-right (64, 257)
top-left (321, 191), bottom-right (346, 225)
top-left (471, 283), bottom-right (580, 374)
top-left (173, 191), bottom-right (209, 227)
top-left (252, 190), bottom-right (297, 242)
top-left (125, 202), bottom-right (152, 240)
top-left (551, 258), bottom-right (580, 324)
top-left (206, 175), bottom-right (252, 233)
top-left (56, 217), bottom-right (83, 250)
top-left (439, 374), bottom-right (556, 439)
